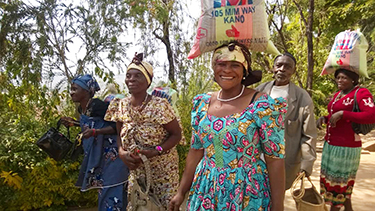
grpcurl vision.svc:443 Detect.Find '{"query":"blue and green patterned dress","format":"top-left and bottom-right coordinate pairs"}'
top-left (187, 93), bottom-right (287, 211)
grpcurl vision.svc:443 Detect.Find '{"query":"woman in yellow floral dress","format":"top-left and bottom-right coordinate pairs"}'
top-left (104, 53), bottom-right (182, 210)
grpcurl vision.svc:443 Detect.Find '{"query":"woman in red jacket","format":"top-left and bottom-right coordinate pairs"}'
top-left (317, 69), bottom-right (375, 211)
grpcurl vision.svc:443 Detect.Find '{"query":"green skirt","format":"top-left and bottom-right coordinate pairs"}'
top-left (320, 142), bottom-right (361, 207)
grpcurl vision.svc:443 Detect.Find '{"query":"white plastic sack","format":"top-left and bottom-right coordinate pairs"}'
top-left (321, 30), bottom-right (369, 77)
top-left (188, 0), bottom-right (279, 59)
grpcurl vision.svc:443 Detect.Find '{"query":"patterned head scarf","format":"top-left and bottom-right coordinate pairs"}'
top-left (72, 74), bottom-right (100, 96)
top-left (211, 42), bottom-right (262, 86)
top-left (127, 53), bottom-right (154, 86)
top-left (212, 43), bottom-right (248, 72)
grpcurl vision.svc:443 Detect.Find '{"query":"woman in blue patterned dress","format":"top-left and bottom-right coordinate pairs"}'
top-left (169, 42), bottom-right (287, 211)
top-left (61, 75), bottom-right (129, 211)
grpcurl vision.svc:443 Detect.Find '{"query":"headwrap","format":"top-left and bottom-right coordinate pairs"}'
top-left (72, 74), bottom-right (100, 95)
top-left (211, 42), bottom-right (262, 86)
top-left (127, 53), bottom-right (153, 86)
top-left (212, 44), bottom-right (248, 71)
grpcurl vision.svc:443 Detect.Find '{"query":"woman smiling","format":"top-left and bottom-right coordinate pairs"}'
top-left (105, 53), bottom-right (182, 210)
top-left (169, 42), bottom-right (287, 211)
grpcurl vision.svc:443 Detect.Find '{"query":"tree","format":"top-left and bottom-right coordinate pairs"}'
top-left (0, 0), bottom-right (132, 209)
top-left (119, 0), bottom-right (190, 86)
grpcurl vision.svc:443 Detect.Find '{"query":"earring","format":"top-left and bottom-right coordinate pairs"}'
top-left (352, 81), bottom-right (355, 83)
top-left (243, 77), bottom-right (246, 80)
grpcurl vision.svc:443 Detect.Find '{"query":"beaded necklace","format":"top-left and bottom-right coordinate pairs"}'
top-left (217, 85), bottom-right (245, 102)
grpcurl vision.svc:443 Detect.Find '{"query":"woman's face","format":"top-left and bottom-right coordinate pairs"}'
top-left (125, 69), bottom-right (149, 95)
top-left (335, 72), bottom-right (354, 92)
top-left (214, 61), bottom-right (244, 90)
top-left (70, 83), bottom-right (89, 102)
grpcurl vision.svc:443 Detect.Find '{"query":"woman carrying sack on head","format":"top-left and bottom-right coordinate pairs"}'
top-left (317, 69), bottom-right (375, 211)
top-left (169, 41), bottom-right (287, 211)
top-left (61, 74), bottom-right (129, 211)
top-left (104, 53), bottom-right (182, 210)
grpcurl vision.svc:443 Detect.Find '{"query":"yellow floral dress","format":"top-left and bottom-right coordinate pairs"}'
top-left (104, 96), bottom-right (180, 210)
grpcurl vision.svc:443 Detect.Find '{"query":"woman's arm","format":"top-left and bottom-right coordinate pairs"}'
top-left (160, 118), bottom-right (182, 151)
top-left (60, 117), bottom-right (80, 127)
top-left (116, 121), bottom-right (142, 170)
top-left (139, 118), bottom-right (182, 158)
top-left (116, 121), bottom-right (123, 148)
top-left (265, 156), bottom-right (285, 211)
top-left (81, 125), bottom-right (116, 139)
top-left (168, 148), bottom-right (204, 211)
top-left (342, 89), bottom-right (375, 124)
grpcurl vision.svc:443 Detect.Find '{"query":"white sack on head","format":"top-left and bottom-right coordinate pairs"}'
top-left (321, 30), bottom-right (369, 77)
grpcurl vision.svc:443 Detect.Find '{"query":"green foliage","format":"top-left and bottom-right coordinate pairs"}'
top-left (0, 75), bottom-right (97, 210)
top-left (175, 53), bottom-right (216, 176)
top-left (116, 0), bottom-right (189, 84)
top-left (0, 23), bottom-right (96, 208)
top-left (264, 0), bottom-right (375, 118)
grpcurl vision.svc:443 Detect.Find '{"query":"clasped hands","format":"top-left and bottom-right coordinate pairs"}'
top-left (118, 146), bottom-right (159, 170)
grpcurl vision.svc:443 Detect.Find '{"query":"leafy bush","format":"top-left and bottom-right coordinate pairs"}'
top-left (176, 56), bottom-right (215, 176)
top-left (0, 84), bottom-right (97, 210)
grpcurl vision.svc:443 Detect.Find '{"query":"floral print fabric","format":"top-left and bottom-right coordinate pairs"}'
top-left (104, 96), bottom-right (180, 210)
top-left (187, 93), bottom-right (287, 211)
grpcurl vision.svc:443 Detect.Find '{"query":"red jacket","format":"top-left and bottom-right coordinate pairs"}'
top-left (324, 86), bottom-right (375, 147)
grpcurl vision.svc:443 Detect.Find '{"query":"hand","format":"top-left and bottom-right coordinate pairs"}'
top-left (329, 111), bottom-right (343, 128)
top-left (139, 149), bottom-right (159, 159)
top-left (299, 169), bottom-right (310, 177)
top-left (81, 128), bottom-right (95, 139)
top-left (60, 117), bottom-right (76, 127)
top-left (119, 148), bottom-right (142, 170)
top-left (316, 116), bottom-right (326, 130)
top-left (168, 192), bottom-right (185, 211)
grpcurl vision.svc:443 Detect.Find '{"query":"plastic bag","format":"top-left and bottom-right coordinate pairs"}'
top-left (188, 0), bottom-right (279, 59)
top-left (321, 30), bottom-right (369, 77)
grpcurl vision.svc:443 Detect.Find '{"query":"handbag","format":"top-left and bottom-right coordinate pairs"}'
top-left (70, 133), bottom-right (84, 161)
top-left (351, 88), bottom-right (375, 135)
top-left (36, 119), bottom-right (73, 161)
top-left (290, 171), bottom-right (328, 211)
top-left (130, 152), bottom-right (163, 211)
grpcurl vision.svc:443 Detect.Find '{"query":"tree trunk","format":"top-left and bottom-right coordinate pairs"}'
top-left (154, 20), bottom-right (175, 86)
top-left (306, 0), bottom-right (314, 96)
top-left (293, 0), bottom-right (314, 96)
top-left (165, 36), bottom-right (175, 85)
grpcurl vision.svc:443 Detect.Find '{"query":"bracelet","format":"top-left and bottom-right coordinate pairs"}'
top-left (155, 145), bottom-right (163, 155)
top-left (92, 128), bottom-right (96, 137)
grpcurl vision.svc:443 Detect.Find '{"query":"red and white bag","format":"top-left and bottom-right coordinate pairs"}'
top-left (321, 30), bottom-right (369, 77)
top-left (188, 0), bottom-right (279, 59)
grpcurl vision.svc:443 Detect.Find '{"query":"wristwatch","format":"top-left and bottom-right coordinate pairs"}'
top-left (155, 145), bottom-right (163, 155)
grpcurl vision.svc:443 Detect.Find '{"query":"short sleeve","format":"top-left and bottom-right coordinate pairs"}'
top-left (104, 98), bottom-right (122, 122)
top-left (190, 94), bottom-right (207, 149)
top-left (253, 95), bottom-right (287, 159)
top-left (154, 97), bottom-right (176, 125)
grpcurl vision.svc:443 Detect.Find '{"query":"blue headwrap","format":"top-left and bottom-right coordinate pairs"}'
top-left (72, 74), bottom-right (100, 95)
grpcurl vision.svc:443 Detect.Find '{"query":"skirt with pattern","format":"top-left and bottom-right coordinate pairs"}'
top-left (320, 142), bottom-right (361, 207)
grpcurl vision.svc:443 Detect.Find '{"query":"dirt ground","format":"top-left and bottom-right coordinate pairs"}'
top-left (284, 131), bottom-right (375, 211)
